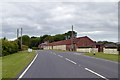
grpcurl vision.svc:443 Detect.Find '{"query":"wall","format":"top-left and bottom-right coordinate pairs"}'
top-left (103, 48), bottom-right (118, 54)
top-left (77, 48), bottom-right (119, 54)
top-left (53, 45), bottom-right (66, 50)
top-left (44, 46), bottom-right (52, 50)
top-left (77, 48), bottom-right (98, 53)
top-left (43, 45), bottom-right (66, 51)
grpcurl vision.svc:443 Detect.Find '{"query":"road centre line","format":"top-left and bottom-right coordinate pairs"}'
top-left (52, 52), bottom-right (56, 55)
top-left (78, 64), bottom-right (81, 67)
top-left (65, 58), bottom-right (77, 64)
top-left (58, 55), bottom-right (63, 58)
top-left (85, 68), bottom-right (109, 80)
top-left (74, 53), bottom-right (81, 55)
top-left (18, 53), bottom-right (38, 80)
top-left (52, 52), bottom-right (109, 80)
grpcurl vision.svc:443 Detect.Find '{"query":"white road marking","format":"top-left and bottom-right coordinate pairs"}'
top-left (17, 54), bottom-right (38, 80)
top-left (74, 53), bottom-right (81, 55)
top-left (78, 64), bottom-right (81, 67)
top-left (58, 55), bottom-right (63, 58)
top-left (52, 53), bottom-right (56, 55)
top-left (85, 68), bottom-right (109, 80)
top-left (65, 58), bottom-right (77, 64)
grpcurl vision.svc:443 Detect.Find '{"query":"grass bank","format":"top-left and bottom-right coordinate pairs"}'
top-left (2, 50), bottom-right (36, 79)
top-left (0, 57), bottom-right (2, 80)
top-left (84, 52), bottom-right (120, 62)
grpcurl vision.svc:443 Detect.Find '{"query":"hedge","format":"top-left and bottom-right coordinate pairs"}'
top-left (2, 39), bottom-right (19, 56)
top-left (32, 47), bottom-right (39, 50)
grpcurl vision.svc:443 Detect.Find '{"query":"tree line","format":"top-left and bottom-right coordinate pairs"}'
top-left (18, 31), bottom-right (77, 49)
top-left (2, 30), bottom-right (119, 56)
top-left (1, 31), bottom-right (77, 56)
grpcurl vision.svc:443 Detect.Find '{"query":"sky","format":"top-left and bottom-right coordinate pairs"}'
top-left (0, 0), bottom-right (119, 42)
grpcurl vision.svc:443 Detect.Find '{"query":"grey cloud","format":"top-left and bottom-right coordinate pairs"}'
top-left (1, 2), bottom-right (118, 42)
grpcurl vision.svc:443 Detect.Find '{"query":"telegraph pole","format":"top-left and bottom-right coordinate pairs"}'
top-left (71, 25), bottom-right (74, 51)
top-left (21, 28), bottom-right (22, 50)
top-left (17, 28), bottom-right (19, 39)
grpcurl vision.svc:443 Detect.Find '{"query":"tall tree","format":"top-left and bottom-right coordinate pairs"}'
top-left (18, 35), bottom-right (30, 47)
top-left (64, 31), bottom-right (77, 39)
top-left (44, 35), bottom-right (54, 42)
top-left (40, 35), bottom-right (50, 43)
top-left (30, 37), bottom-right (41, 48)
top-left (53, 34), bottom-right (65, 41)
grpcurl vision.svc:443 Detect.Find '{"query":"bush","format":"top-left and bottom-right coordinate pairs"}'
top-left (2, 39), bottom-right (19, 56)
top-left (32, 47), bottom-right (38, 50)
top-left (22, 45), bottom-right (28, 50)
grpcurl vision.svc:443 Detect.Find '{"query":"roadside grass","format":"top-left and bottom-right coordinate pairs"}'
top-left (0, 57), bottom-right (2, 80)
top-left (84, 52), bottom-right (120, 62)
top-left (2, 50), bottom-right (36, 79)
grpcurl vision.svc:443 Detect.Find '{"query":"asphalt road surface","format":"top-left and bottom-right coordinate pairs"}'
top-left (18, 50), bottom-right (119, 79)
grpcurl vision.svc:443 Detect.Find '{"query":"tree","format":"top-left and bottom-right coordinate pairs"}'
top-left (3, 37), bottom-right (6, 40)
top-left (30, 37), bottom-right (41, 48)
top-left (97, 41), bottom-right (115, 44)
top-left (40, 35), bottom-right (50, 43)
top-left (53, 34), bottom-right (65, 41)
top-left (64, 31), bottom-right (77, 39)
top-left (18, 35), bottom-right (30, 47)
top-left (39, 31), bottom-right (77, 43)
top-left (117, 44), bottom-right (120, 55)
top-left (44, 36), bottom-right (54, 42)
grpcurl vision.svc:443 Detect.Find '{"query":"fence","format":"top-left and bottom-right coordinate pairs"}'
top-left (43, 45), bottom-right (66, 51)
top-left (77, 48), bottom-right (119, 54)
top-left (103, 48), bottom-right (118, 54)
top-left (53, 45), bottom-right (66, 50)
top-left (76, 48), bottom-right (98, 53)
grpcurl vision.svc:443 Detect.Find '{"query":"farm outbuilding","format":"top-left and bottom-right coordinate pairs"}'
top-left (38, 36), bottom-right (96, 51)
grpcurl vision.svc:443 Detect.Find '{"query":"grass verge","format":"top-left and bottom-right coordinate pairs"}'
top-left (2, 50), bottom-right (36, 79)
top-left (84, 52), bottom-right (120, 62)
top-left (0, 57), bottom-right (2, 80)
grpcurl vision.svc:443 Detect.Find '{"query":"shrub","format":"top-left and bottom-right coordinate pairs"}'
top-left (2, 39), bottom-right (19, 56)
top-left (32, 47), bottom-right (38, 50)
top-left (22, 45), bottom-right (28, 50)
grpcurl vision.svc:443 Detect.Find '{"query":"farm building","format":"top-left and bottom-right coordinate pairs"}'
top-left (38, 36), bottom-right (119, 54)
top-left (38, 36), bottom-right (97, 51)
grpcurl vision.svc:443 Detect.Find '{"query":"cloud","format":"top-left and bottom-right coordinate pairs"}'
top-left (1, 2), bottom-right (118, 42)
top-left (79, 31), bottom-right (104, 34)
top-left (0, 0), bottom-right (119, 2)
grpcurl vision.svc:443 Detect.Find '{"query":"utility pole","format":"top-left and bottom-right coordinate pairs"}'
top-left (71, 25), bottom-right (74, 51)
top-left (17, 28), bottom-right (19, 39)
top-left (17, 28), bottom-right (19, 50)
top-left (21, 28), bottom-right (22, 50)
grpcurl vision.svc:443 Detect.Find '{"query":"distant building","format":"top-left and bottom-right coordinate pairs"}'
top-left (38, 36), bottom-right (96, 51)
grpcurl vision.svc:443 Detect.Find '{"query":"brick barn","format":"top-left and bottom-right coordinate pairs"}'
top-left (38, 36), bottom-right (96, 51)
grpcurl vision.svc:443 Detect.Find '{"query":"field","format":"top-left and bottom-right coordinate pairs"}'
top-left (84, 52), bottom-right (120, 62)
top-left (2, 50), bottom-right (36, 79)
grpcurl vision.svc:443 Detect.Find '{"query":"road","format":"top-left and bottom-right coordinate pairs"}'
top-left (18, 50), bottom-right (119, 80)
